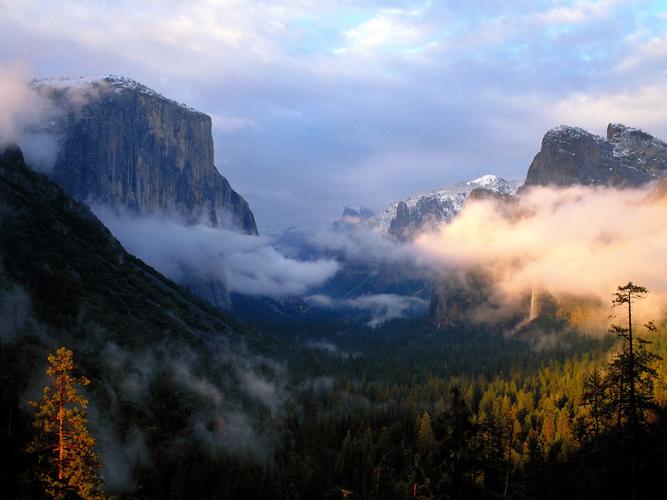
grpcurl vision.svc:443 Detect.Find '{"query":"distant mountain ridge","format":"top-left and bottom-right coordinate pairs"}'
top-left (365, 175), bottom-right (521, 240)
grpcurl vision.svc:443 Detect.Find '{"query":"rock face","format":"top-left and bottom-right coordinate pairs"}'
top-left (32, 76), bottom-right (259, 310)
top-left (332, 206), bottom-right (375, 230)
top-left (524, 123), bottom-right (667, 188)
top-left (36, 76), bottom-right (257, 234)
top-left (366, 175), bottom-right (520, 240)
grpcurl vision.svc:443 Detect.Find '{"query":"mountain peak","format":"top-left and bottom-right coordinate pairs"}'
top-left (524, 123), bottom-right (667, 188)
top-left (365, 175), bottom-right (521, 239)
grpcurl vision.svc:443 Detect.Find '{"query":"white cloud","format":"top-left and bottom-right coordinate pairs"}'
top-left (94, 208), bottom-right (340, 298)
top-left (345, 293), bottom-right (428, 327)
top-left (616, 32), bottom-right (667, 73)
top-left (305, 292), bottom-right (429, 327)
top-left (334, 9), bottom-right (428, 58)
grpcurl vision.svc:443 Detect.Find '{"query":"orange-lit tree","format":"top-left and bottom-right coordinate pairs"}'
top-left (27, 347), bottom-right (103, 499)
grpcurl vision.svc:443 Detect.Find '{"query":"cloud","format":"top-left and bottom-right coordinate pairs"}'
top-left (0, 63), bottom-right (60, 171)
top-left (211, 113), bottom-right (257, 133)
top-left (1, 1), bottom-right (663, 229)
top-left (530, 0), bottom-right (629, 25)
top-left (305, 292), bottom-right (429, 327)
top-left (310, 224), bottom-right (420, 266)
top-left (343, 293), bottom-right (429, 327)
top-left (333, 8), bottom-right (430, 58)
top-left (238, 367), bottom-right (286, 409)
top-left (416, 184), bottom-right (667, 326)
top-left (550, 85), bottom-right (667, 137)
top-left (93, 208), bottom-right (340, 298)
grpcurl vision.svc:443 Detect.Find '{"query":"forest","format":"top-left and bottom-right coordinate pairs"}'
top-left (4, 279), bottom-right (667, 499)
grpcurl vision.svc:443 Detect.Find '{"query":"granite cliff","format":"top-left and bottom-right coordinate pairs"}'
top-left (34, 76), bottom-right (257, 234)
top-left (524, 123), bottom-right (667, 188)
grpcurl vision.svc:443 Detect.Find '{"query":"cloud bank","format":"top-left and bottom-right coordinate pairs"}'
top-left (94, 208), bottom-right (339, 298)
top-left (416, 184), bottom-right (667, 325)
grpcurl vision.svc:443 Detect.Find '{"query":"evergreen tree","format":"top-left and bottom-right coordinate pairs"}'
top-left (417, 412), bottom-right (436, 456)
top-left (581, 367), bottom-right (607, 437)
top-left (607, 282), bottom-right (661, 500)
top-left (27, 347), bottom-right (103, 499)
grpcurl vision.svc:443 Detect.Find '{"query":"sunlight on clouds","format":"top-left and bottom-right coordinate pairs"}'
top-left (552, 84), bottom-right (667, 134)
top-left (417, 184), bottom-right (667, 323)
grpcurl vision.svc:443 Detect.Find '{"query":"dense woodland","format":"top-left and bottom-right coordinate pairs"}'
top-left (4, 305), bottom-right (667, 499)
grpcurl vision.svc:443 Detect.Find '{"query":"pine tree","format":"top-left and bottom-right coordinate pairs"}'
top-left (417, 412), bottom-right (436, 456)
top-left (607, 282), bottom-right (661, 500)
top-left (27, 347), bottom-right (103, 499)
top-left (581, 367), bottom-right (607, 437)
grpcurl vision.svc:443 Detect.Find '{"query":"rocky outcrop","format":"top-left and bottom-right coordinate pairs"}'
top-left (366, 175), bottom-right (520, 240)
top-left (524, 123), bottom-right (667, 188)
top-left (35, 76), bottom-right (257, 234)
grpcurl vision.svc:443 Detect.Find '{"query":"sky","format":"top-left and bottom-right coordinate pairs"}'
top-left (2, 0), bottom-right (667, 232)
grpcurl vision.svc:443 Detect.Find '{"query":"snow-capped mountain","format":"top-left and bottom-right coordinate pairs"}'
top-left (523, 123), bottom-right (667, 188)
top-left (365, 175), bottom-right (521, 239)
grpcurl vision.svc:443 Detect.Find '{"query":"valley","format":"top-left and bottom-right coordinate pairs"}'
top-left (3, 11), bottom-right (667, 497)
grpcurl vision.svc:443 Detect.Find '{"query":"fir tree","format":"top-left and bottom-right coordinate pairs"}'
top-left (27, 347), bottom-right (103, 499)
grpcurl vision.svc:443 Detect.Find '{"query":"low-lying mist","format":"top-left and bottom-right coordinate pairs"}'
top-left (95, 207), bottom-right (340, 299)
top-left (416, 184), bottom-right (667, 328)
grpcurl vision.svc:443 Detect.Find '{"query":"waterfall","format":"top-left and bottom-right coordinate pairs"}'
top-left (529, 282), bottom-right (539, 321)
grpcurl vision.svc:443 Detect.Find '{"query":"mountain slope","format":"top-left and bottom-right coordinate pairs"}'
top-left (0, 145), bottom-right (246, 341)
top-left (0, 146), bottom-right (279, 495)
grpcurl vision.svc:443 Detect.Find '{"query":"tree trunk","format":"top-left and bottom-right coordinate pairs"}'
top-left (628, 294), bottom-right (636, 500)
top-left (58, 377), bottom-right (64, 482)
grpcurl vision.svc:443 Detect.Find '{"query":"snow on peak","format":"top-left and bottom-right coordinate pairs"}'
top-left (365, 175), bottom-right (521, 234)
top-left (31, 75), bottom-right (202, 114)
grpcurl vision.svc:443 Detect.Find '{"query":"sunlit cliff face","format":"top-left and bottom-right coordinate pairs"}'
top-left (416, 184), bottom-right (667, 328)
